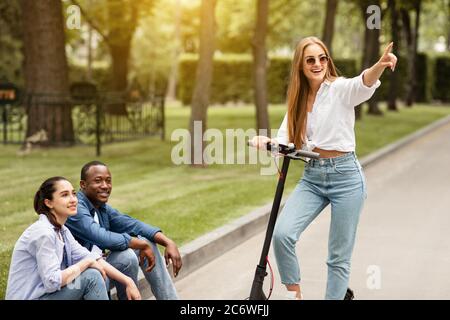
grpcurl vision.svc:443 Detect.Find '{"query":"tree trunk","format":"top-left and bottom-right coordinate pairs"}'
top-left (405, 0), bottom-right (421, 107)
top-left (166, 0), bottom-right (182, 102)
top-left (358, 0), bottom-right (383, 118)
top-left (107, 43), bottom-right (131, 114)
top-left (20, 0), bottom-right (74, 145)
top-left (252, 0), bottom-right (270, 134)
top-left (387, 0), bottom-right (400, 111)
top-left (104, 1), bottom-right (138, 115)
top-left (86, 0), bottom-right (93, 81)
top-left (322, 0), bottom-right (338, 55)
top-left (189, 0), bottom-right (217, 166)
top-left (448, 0), bottom-right (450, 51)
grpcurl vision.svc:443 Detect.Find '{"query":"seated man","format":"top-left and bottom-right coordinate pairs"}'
top-left (66, 161), bottom-right (182, 300)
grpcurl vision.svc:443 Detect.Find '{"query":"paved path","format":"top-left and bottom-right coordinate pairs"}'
top-left (174, 121), bottom-right (450, 300)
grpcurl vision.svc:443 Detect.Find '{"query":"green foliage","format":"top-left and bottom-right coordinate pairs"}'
top-left (216, 0), bottom-right (254, 53)
top-left (179, 51), bottom-right (449, 105)
top-left (130, 0), bottom-right (180, 96)
top-left (178, 54), bottom-right (361, 105)
top-left (334, 58), bottom-right (358, 77)
top-left (376, 54), bottom-right (408, 102)
top-left (433, 55), bottom-right (450, 102)
top-left (415, 53), bottom-right (433, 102)
top-left (376, 53), bottom-right (444, 103)
top-left (267, 57), bottom-right (290, 104)
top-left (0, 0), bottom-right (23, 85)
top-left (69, 63), bottom-right (111, 90)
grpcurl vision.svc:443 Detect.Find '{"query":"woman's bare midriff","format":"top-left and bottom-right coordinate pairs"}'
top-left (312, 147), bottom-right (349, 158)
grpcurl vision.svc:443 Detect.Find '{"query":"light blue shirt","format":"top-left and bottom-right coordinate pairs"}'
top-left (6, 214), bottom-right (100, 300)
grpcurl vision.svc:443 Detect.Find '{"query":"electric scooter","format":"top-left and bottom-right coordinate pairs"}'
top-left (247, 141), bottom-right (355, 300)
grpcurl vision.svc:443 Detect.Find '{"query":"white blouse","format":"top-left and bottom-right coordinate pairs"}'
top-left (275, 70), bottom-right (381, 152)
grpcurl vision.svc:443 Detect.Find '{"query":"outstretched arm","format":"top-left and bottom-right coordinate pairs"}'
top-left (363, 42), bottom-right (398, 87)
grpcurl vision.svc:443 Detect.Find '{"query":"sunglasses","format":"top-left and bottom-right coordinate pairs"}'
top-left (305, 55), bottom-right (329, 66)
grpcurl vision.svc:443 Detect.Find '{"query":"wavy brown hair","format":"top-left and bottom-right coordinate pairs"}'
top-left (286, 37), bottom-right (339, 148)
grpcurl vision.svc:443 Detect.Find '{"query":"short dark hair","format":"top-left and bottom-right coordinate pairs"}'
top-left (80, 160), bottom-right (107, 181)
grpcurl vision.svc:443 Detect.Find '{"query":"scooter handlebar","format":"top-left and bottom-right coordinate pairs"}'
top-left (247, 140), bottom-right (320, 159)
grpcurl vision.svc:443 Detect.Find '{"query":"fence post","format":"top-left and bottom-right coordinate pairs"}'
top-left (2, 105), bottom-right (7, 144)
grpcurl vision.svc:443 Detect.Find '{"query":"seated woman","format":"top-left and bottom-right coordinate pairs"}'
top-left (6, 176), bottom-right (141, 300)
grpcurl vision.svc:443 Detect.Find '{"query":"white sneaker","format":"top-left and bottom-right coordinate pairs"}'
top-left (286, 291), bottom-right (303, 300)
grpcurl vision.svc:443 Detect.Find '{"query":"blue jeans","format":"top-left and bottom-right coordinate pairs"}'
top-left (272, 152), bottom-right (367, 300)
top-left (106, 236), bottom-right (178, 300)
top-left (39, 268), bottom-right (109, 300)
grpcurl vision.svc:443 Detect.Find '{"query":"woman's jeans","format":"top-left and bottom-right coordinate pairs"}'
top-left (40, 268), bottom-right (109, 300)
top-left (272, 152), bottom-right (367, 300)
top-left (106, 236), bottom-right (178, 300)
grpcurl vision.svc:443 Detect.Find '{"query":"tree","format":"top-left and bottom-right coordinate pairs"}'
top-left (322, 0), bottom-right (339, 55)
top-left (165, 0), bottom-right (182, 102)
top-left (252, 0), bottom-right (270, 133)
top-left (387, 0), bottom-right (400, 111)
top-left (0, 0), bottom-right (23, 85)
top-left (400, 0), bottom-right (422, 107)
top-left (71, 0), bottom-right (155, 114)
top-left (216, 0), bottom-right (254, 53)
top-left (448, 0), bottom-right (450, 51)
top-left (189, 0), bottom-right (217, 167)
top-left (357, 0), bottom-right (383, 119)
top-left (20, 0), bottom-right (74, 144)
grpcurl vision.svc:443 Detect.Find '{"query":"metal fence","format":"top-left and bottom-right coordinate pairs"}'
top-left (0, 90), bottom-right (165, 155)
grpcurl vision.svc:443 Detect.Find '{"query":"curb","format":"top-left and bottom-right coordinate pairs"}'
top-left (136, 114), bottom-right (450, 299)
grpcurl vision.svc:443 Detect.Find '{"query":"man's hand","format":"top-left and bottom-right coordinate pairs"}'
top-left (153, 232), bottom-right (183, 277)
top-left (139, 245), bottom-right (156, 272)
top-left (164, 241), bottom-right (182, 277)
top-left (129, 237), bottom-right (156, 272)
top-left (378, 42), bottom-right (398, 72)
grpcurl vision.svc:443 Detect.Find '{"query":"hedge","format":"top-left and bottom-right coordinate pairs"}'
top-left (434, 55), bottom-right (450, 102)
top-left (178, 53), bottom-right (450, 105)
top-left (178, 54), bottom-right (358, 105)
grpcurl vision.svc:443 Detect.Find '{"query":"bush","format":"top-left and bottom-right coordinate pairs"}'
top-left (433, 55), bottom-right (450, 102)
top-left (69, 64), bottom-right (111, 91)
top-left (178, 52), bottom-right (450, 106)
top-left (178, 54), bottom-right (360, 105)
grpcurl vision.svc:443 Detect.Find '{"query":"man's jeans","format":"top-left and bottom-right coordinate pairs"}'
top-left (106, 236), bottom-right (178, 300)
top-left (40, 268), bottom-right (109, 300)
top-left (272, 152), bottom-right (367, 300)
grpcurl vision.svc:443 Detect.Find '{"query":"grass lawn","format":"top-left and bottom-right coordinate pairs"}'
top-left (1, 102), bottom-right (449, 298)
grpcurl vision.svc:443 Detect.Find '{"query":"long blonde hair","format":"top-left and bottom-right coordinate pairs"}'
top-left (286, 37), bottom-right (339, 148)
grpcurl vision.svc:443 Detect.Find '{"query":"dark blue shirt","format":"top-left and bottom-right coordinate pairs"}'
top-left (65, 191), bottom-right (161, 251)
